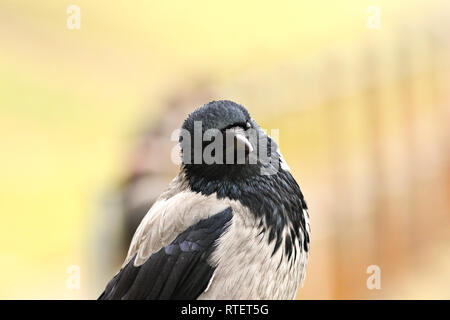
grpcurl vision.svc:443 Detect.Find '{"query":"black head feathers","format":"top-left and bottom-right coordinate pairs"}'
top-left (181, 100), bottom-right (251, 138)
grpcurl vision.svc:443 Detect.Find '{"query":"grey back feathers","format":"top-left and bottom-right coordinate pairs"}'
top-left (199, 204), bottom-right (309, 299)
top-left (124, 174), bottom-right (230, 267)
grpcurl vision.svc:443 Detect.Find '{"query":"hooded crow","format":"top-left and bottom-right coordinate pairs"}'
top-left (99, 100), bottom-right (310, 300)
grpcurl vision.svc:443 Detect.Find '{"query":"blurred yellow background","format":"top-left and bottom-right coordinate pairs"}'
top-left (1, 0), bottom-right (449, 299)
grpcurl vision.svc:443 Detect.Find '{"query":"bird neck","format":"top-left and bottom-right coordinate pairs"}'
top-left (182, 166), bottom-right (309, 254)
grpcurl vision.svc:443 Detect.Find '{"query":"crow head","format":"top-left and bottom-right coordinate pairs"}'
top-left (179, 100), bottom-right (280, 181)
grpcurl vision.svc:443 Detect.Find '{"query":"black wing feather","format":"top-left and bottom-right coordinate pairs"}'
top-left (99, 207), bottom-right (232, 300)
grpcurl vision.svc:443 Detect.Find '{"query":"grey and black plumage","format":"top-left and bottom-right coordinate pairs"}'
top-left (99, 100), bottom-right (310, 300)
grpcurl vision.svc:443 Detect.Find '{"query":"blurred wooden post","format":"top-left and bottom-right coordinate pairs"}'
top-left (321, 55), bottom-right (354, 298)
top-left (396, 38), bottom-right (423, 259)
top-left (427, 29), bottom-right (450, 228)
top-left (360, 44), bottom-right (400, 290)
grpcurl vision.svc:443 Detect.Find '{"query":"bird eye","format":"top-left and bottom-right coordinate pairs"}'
top-left (246, 121), bottom-right (251, 129)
